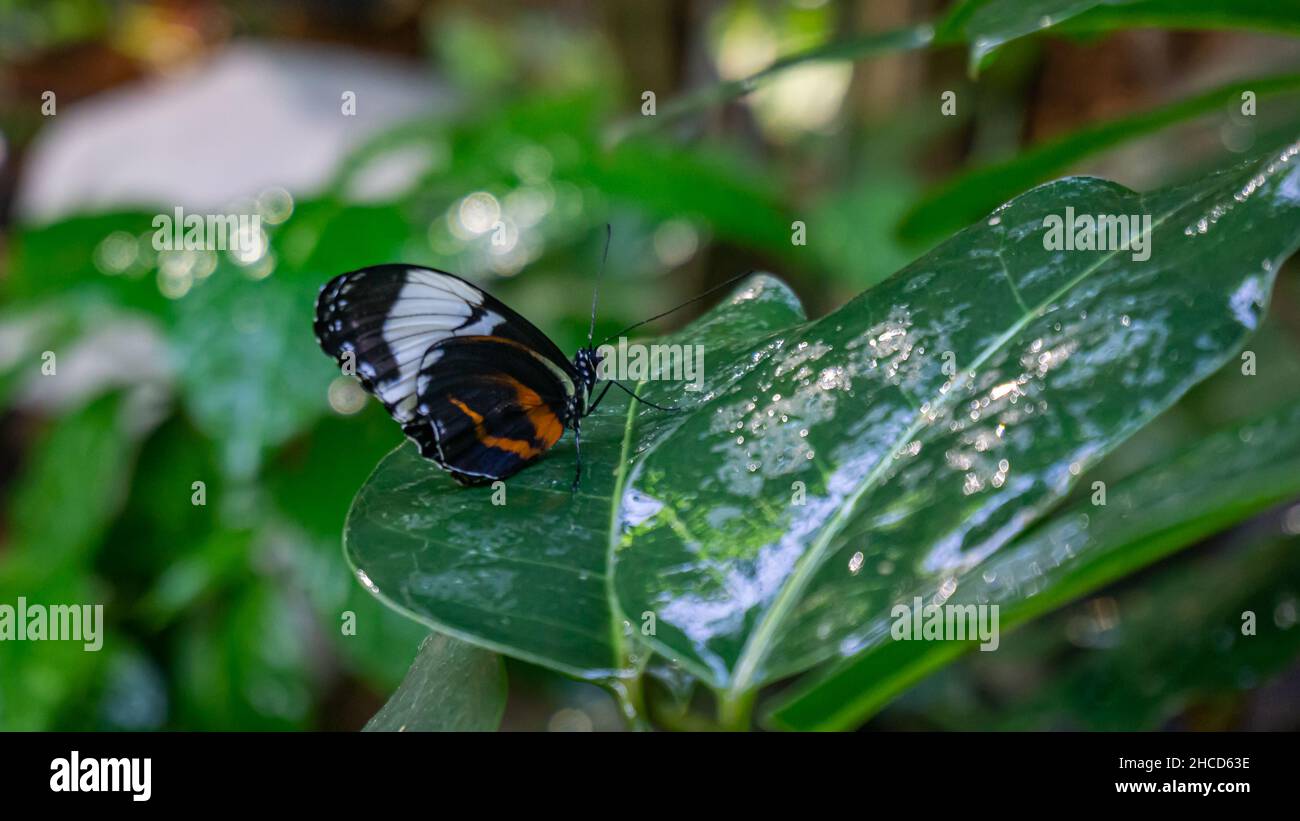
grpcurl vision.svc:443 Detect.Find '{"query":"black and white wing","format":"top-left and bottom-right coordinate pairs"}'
top-left (313, 264), bottom-right (575, 425)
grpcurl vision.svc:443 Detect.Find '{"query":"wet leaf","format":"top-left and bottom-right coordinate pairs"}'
top-left (363, 633), bottom-right (506, 732)
top-left (618, 141), bottom-right (1300, 698)
top-left (768, 401), bottom-right (1300, 730)
top-left (345, 142), bottom-right (1300, 708)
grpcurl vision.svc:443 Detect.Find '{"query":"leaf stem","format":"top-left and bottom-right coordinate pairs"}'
top-left (647, 692), bottom-right (718, 732)
top-left (609, 674), bottom-right (652, 731)
top-left (716, 689), bottom-right (757, 732)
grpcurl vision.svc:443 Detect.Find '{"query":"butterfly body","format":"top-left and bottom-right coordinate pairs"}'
top-left (314, 265), bottom-right (604, 486)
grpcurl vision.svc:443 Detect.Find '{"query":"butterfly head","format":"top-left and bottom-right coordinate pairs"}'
top-left (573, 346), bottom-right (602, 394)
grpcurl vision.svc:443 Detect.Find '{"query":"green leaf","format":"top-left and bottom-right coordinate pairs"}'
top-left (363, 633), bottom-right (507, 732)
top-left (942, 0), bottom-right (1300, 74)
top-left (1057, 0), bottom-right (1300, 39)
top-left (617, 141), bottom-right (1300, 700)
top-left (172, 578), bottom-right (318, 730)
top-left (910, 528), bottom-right (1300, 730)
top-left (0, 392), bottom-right (140, 586)
top-left (99, 415), bottom-right (223, 585)
top-left (999, 535), bottom-right (1300, 730)
top-left (941, 0), bottom-right (1117, 73)
top-left (767, 400), bottom-right (1300, 730)
top-left (344, 275), bottom-right (807, 682)
top-left (898, 74), bottom-right (1300, 246)
top-left (138, 529), bottom-right (251, 627)
top-left (345, 141), bottom-right (1300, 715)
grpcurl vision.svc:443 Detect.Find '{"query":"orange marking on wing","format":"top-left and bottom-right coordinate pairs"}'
top-left (474, 373), bottom-right (565, 448)
top-left (448, 397), bottom-right (547, 459)
top-left (500, 377), bottom-right (564, 448)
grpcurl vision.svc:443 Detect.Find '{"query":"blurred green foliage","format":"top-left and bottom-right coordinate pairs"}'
top-left (1, 0), bottom-right (1299, 731)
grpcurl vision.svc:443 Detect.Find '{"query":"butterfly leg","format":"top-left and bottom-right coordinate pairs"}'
top-left (585, 381), bottom-right (614, 416)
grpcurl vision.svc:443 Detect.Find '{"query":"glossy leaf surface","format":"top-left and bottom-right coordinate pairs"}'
top-left (769, 401), bottom-right (1300, 730)
top-left (363, 633), bottom-right (506, 732)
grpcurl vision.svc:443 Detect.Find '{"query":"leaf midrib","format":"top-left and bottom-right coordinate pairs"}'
top-left (728, 183), bottom-right (1184, 696)
top-left (603, 384), bottom-right (644, 678)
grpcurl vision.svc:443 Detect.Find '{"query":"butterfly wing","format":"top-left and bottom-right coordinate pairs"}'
top-left (314, 265), bottom-right (575, 425)
top-left (403, 335), bottom-right (572, 484)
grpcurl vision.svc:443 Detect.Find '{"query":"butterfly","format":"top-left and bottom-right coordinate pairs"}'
top-left (313, 233), bottom-right (740, 489)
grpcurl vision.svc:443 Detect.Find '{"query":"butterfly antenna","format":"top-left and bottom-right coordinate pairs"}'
top-left (597, 269), bottom-right (755, 346)
top-left (587, 223), bottom-right (612, 347)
